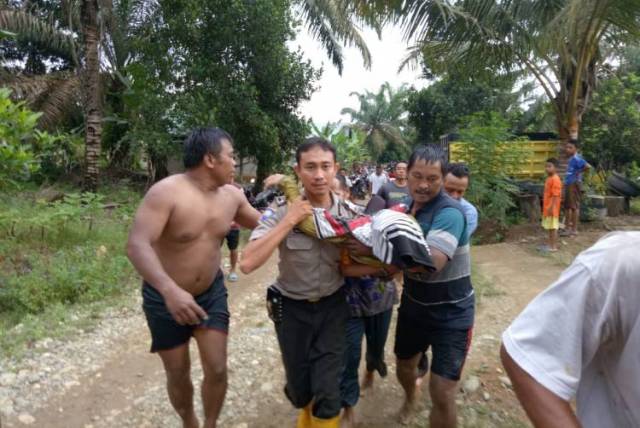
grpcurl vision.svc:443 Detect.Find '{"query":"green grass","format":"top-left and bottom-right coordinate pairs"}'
top-left (0, 186), bottom-right (141, 358)
top-left (631, 198), bottom-right (640, 215)
top-left (472, 264), bottom-right (504, 306)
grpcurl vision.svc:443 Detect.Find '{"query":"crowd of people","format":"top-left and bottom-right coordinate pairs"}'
top-left (126, 127), bottom-right (638, 428)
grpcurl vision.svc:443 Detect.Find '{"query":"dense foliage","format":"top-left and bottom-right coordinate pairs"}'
top-left (456, 114), bottom-right (531, 228)
top-left (581, 73), bottom-right (640, 171)
top-left (406, 75), bottom-right (523, 145)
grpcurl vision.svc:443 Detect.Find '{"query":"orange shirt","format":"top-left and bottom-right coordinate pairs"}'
top-left (543, 174), bottom-right (562, 217)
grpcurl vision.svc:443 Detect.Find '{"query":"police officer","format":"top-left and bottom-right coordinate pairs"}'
top-left (240, 138), bottom-right (362, 428)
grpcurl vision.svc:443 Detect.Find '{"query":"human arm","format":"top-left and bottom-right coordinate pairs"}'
top-left (501, 259), bottom-right (611, 427)
top-left (126, 183), bottom-right (207, 325)
top-left (239, 198), bottom-right (312, 274)
top-left (425, 207), bottom-right (466, 272)
top-left (546, 178), bottom-right (562, 216)
top-left (340, 262), bottom-right (399, 278)
top-left (500, 345), bottom-right (580, 428)
top-left (232, 185), bottom-right (261, 229)
top-left (547, 195), bottom-right (560, 217)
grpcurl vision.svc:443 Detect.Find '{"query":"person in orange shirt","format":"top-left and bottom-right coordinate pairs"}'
top-left (541, 158), bottom-right (562, 252)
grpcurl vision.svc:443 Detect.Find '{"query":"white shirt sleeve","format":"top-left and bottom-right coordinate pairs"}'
top-left (502, 261), bottom-right (610, 401)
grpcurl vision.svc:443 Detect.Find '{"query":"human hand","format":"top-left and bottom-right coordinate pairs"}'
top-left (380, 264), bottom-right (400, 278)
top-left (263, 174), bottom-right (285, 189)
top-left (284, 197), bottom-right (313, 226)
top-left (163, 286), bottom-right (208, 325)
top-left (343, 237), bottom-right (373, 256)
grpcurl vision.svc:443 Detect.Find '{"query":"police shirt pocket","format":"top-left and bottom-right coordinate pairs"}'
top-left (285, 232), bottom-right (313, 250)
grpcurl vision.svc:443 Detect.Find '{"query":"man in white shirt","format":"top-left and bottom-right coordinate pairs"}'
top-left (368, 164), bottom-right (388, 195)
top-left (500, 231), bottom-right (640, 428)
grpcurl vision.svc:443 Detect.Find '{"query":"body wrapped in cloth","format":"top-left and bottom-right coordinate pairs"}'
top-left (276, 176), bottom-right (435, 272)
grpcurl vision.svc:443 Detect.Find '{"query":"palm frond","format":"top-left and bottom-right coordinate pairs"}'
top-left (34, 74), bottom-right (81, 129)
top-left (0, 9), bottom-right (78, 63)
top-left (297, 0), bottom-right (372, 73)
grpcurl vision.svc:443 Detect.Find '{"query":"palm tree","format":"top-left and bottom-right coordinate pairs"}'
top-left (0, 9), bottom-right (81, 129)
top-left (0, 1), bottom-right (149, 189)
top-left (295, 0), bottom-right (376, 74)
top-left (347, 0), bottom-right (640, 142)
top-left (341, 82), bottom-right (410, 159)
top-left (81, 0), bottom-right (102, 191)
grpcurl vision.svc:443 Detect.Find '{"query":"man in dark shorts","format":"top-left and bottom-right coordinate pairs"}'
top-left (395, 145), bottom-right (474, 427)
top-left (562, 139), bottom-right (589, 236)
top-left (240, 138), bottom-right (369, 428)
top-left (127, 128), bottom-right (260, 428)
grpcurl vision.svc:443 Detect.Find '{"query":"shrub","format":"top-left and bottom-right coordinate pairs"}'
top-left (0, 88), bottom-right (40, 187)
top-left (456, 113), bottom-right (532, 227)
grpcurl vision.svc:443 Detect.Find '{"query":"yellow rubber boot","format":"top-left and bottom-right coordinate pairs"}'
top-left (310, 414), bottom-right (340, 428)
top-left (296, 404), bottom-right (313, 428)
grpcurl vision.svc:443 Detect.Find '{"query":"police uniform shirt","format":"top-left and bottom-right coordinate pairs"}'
top-left (249, 193), bottom-right (355, 301)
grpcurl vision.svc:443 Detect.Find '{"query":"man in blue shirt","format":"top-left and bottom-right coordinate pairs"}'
top-left (395, 145), bottom-right (474, 427)
top-left (443, 162), bottom-right (478, 238)
top-left (563, 139), bottom-right (589, 236)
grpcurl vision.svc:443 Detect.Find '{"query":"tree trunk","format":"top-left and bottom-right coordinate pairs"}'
top-left (81, 0), bottom-right (102, 192)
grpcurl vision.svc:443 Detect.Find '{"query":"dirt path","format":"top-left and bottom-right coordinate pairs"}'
top-left (1, 235), bottom-right (607, 428)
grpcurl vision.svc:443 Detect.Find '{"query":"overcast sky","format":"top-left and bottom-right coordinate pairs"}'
top-left (290, 25), bottom-right (429, 127)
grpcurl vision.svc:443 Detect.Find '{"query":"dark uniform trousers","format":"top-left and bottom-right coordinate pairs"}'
top-left (269, 286), bottom-right (349, 419)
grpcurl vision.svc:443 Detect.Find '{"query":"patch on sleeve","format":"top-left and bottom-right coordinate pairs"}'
top-left (260, 207), bottom-right (276, 222)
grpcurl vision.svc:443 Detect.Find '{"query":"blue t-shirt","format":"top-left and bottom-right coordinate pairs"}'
top-left (459, 197), bottom-right (478, 238)
top-left (565, 154), bottom-right (588, 185)
top-left (403, 193), bottom-right (475, 329)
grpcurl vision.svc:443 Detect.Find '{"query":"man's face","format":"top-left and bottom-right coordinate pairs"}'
top-left (206, 139), bottom-right (236, 184)
top-left (294, 147), bottom-right (337, 199)
top-left (444, 173), bottom-right (469, 201)
top-left (395, 162), bottom-right (407, 180)
top-left (339, 169), bottom-right (347, 177)
top-left (376, 166), bottom-right (383, 175)
top-left (545, 162), bottom-right (556, 176)
top-left (565, 143), bottom-right (577, 156)
top-left (408, 160), bottom-right (443, 204)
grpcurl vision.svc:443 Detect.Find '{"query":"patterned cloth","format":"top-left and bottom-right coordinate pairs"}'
top-left (310, 204), bottom-right (435, 271)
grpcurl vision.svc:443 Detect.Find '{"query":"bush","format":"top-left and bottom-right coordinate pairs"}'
top-left (456, 113), bottom-right (532, 227)
top-left (582, 73), bottom-right (640, 171)
top-left (0, 88), bottom-right (82, 187)
top-left (0, 189), bottom-right (137, 316)
top-left (0, 88), bottom-right (40, 187)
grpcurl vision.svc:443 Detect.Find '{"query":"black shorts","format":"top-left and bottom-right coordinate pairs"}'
top-left (142, 271), bottom-right (229, 352)
top-left (225, 229), bottom-right (240, 251)
top-left (394, 299), bottom-right (473, 381)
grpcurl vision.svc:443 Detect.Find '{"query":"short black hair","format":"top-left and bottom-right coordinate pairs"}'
top-left (546, 157), bottom-right (559, 168)
top-left (395, 161), bottom-right (408, 168)
top-left (408, 145), bottom-right (447, 176)
top-left (335, 174), bottom-right (349, 191)
top-left (447, 162), bottom-right (470, 179)
top-left (567, 138), bottom-right (580, 148)
top-left (183, 127), bottom-right (233, 169)
top-left (295, 137), bottom-right (336, 164)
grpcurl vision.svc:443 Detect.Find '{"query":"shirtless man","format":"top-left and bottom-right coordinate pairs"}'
top-left (126, 128), bottom-right (260, 428)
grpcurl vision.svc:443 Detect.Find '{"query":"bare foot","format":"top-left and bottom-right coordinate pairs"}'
top-left (361, 371), bottom-right (374, 391)
top-left (182, 413), bottom-right (199, 428)
top-left (397, 384), bottom-right (422, 425)
top-left (342, 406), bottom-right (358, 428)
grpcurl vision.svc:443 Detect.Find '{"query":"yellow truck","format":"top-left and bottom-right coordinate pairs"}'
top-left (439, 133), bottom-right (561, 180)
